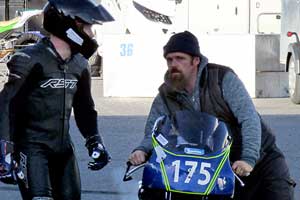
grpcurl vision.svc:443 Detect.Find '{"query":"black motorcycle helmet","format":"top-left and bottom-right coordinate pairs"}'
top-left (43, 0), bottom-right (114, 59)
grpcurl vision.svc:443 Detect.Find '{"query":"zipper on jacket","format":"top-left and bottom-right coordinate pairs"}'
top-left (61, 64), bottom-right (67, 150)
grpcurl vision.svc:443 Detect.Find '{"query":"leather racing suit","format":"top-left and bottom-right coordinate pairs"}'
top-left (0, 38), bottom-right (100, 199)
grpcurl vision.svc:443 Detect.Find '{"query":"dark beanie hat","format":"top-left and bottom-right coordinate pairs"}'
top-left (163, 31), bottom-right (201, 57)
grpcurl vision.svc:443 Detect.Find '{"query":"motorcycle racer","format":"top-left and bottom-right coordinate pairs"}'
top-left (0, 0), bottom-right (114, 199)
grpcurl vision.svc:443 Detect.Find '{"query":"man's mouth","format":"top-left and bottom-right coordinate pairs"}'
top-left (170, 69), bottom-right (181, 74)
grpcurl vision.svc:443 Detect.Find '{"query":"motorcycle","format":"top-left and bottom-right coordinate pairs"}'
top-left (0, 9), bottom-right (44, 64)
top-left (0, 9), bottom-right (43, 83)
top-left (124, 110), bottom-right (245, 200)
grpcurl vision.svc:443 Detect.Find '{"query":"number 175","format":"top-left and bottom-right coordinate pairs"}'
top-left (172, 160), bottom-right (211, 185)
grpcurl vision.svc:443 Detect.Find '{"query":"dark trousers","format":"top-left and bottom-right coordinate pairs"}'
top-left (234, 147), bottom-right (295, 200)
top-left (16, 143), bottom-right (81, 200)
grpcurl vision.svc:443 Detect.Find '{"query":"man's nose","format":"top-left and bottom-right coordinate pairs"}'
top-left (84, 25), bottom-right (95, 38)
top-left (168, 59), bottom-right (178, 68)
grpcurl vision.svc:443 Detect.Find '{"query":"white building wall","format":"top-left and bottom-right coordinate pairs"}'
top-left (100, 0), bottom-right (280, 97)
top-left (186, 0), bottom-right (249, 34)
top-left (103, 34), bottom-right (256, 97)
top-left (250, 0), bottom-right (281, 34)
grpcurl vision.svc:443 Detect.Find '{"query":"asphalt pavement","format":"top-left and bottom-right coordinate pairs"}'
top-left (0, 78), bottom-right (299, 200)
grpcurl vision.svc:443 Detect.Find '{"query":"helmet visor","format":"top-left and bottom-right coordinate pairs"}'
top-left (48, 0), bottom-right (114, 24)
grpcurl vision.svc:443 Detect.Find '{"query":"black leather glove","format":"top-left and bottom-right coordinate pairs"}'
top-left (0, 140), bottom-right (24, 185)
top-left (86, 135), bottom-right (111, 171)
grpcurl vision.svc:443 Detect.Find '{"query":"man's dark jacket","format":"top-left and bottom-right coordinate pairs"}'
top-left (0, 38), bottom-right (99, 152)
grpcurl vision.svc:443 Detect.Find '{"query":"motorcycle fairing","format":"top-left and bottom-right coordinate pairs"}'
top-left (142, 112), bottom-right (235, 196)
top-left (0, 9), bottom-right (43, 34)
top-left (0, 19), bottom-right (19, 34)
top-left (142, 139), bottom-right (234, 196)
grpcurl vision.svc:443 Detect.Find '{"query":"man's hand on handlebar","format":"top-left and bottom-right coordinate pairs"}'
top-left (128, 150), bottom-right (148, 166)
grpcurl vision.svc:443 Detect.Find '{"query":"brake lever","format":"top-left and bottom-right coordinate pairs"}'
top-left (234, 173), bottom-right (245, 187)
top-left (123, 161), bottom-right (147, 182)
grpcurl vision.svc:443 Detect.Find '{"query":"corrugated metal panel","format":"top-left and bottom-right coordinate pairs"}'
top-left (256, 72), bottom-right (288, 98)
top-left (0, 6), bottom-right (4, 21)
top-left (256, 34), bottom-right (282, 72)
